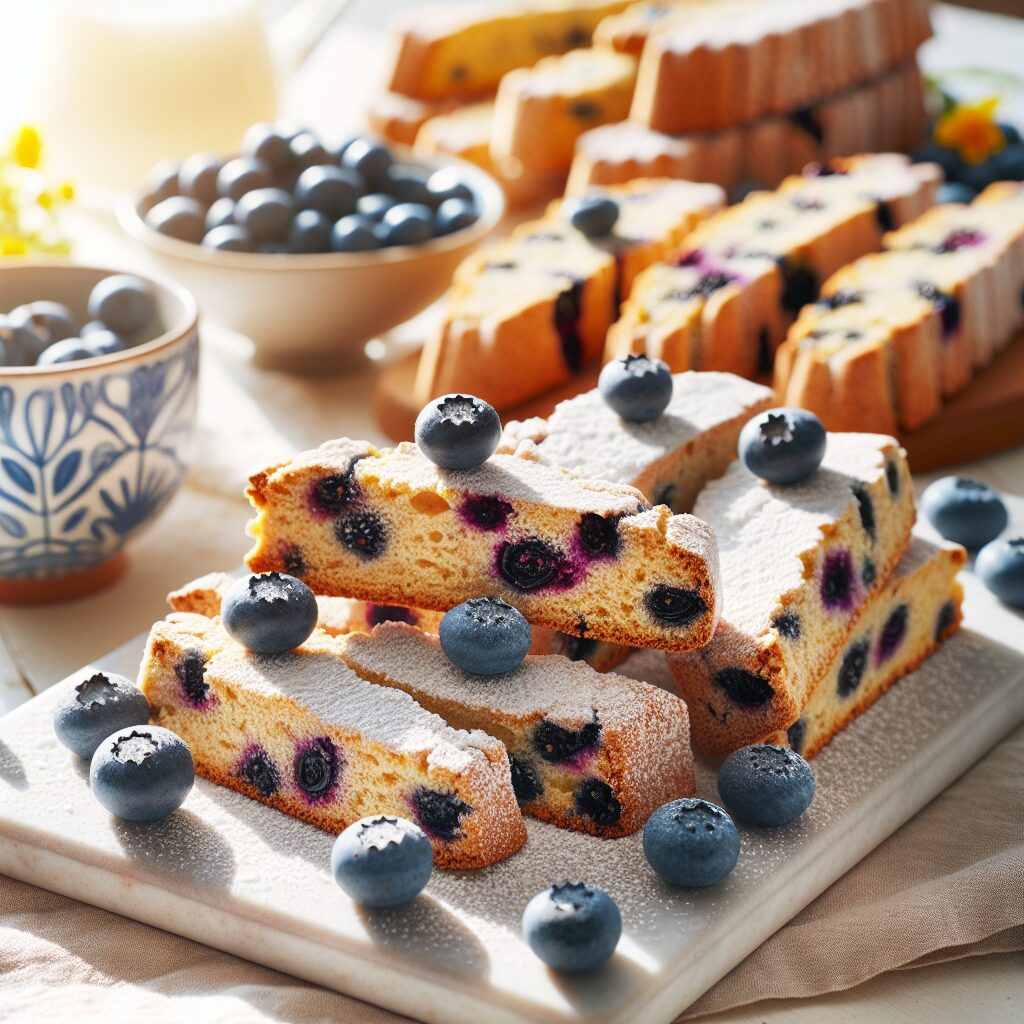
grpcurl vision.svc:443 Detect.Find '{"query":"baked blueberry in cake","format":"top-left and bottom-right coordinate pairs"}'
top-left (766, 536), bottom-right (965, 760)
top-left (669, 429), bottom-right (915, 756)
top-left (245, 437), bottom-right (721, 652)
top-left (139, 614), bottom-right (527, 868)
top-left (340, 622), bottom-right (695, 837)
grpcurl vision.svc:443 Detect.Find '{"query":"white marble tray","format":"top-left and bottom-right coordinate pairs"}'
top-left (1, 570), bottom-right (1022, 1024)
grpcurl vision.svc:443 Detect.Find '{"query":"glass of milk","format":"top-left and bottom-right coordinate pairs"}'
top-left (30, 0), bottom-right (278, 190)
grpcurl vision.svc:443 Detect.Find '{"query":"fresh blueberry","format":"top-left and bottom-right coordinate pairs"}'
top-left (976, 537), bottom-right (1024, 608)
top-left (88, 274), bottom-right (155, 337)
top-left (644, 584), bottom-right (707, 626)
top-left (531, 719), bottom-right (601, 764)
top-left (500, 539), bottom-right (563, 591)
top-left (522, 882), bottom-right (621, 972)
top-left (335, 510), bottom-right (388, 559)
top-left (574, 778), bottom-right (621, 825)
top-left (956, 159), bottom-right (1000, 194)
top-left (992, 144), bottom-right (1024, 182)
top-left (216, 157), bottom-right (271, 202)
top-left (8, 300), bottom-right (76, 345)
top-left (221, 572), bottom-right (319, 654)
top-left (0, 317), bottom-right (47, 365)
top-left (643, 798), bottom-right (740, 887)
top-left (203, 225), bottom-right (255, 252)
top-left (82, 329), bottom-right (129, 356)
top-left (146, 159), bottom-right (180, 203)
top-left (566, 196), bottom-right (619, 238)
top-left (294, 736), bottom-right (341, 801)
top-left (937, 182), bottom-right (977, 205)
top-left (331, 814), bottom-right (433, 908)
top-left (36, 338), bottom-right (94, 366)
top-left (53, 670), bottom-right (150, 759)
top-left (439, 597), bottom-right (531, 676)
top-left (738, 408), bottom-right (827, 485)
top-left (145, 196), bottom-right (206, 243)
top-left (921, 476), bottom-right (1008, 549)
top-left (384, 166), bottom-right (431, 204)
top-left (414, 393), bottom-right (502, 469)
top-left (381, 202), bottom-right (434, 245)
top-left (205, 196), bottom-right (237, 231)
top-left (434, 197), bottom-right (478, 236)
top-left (294, 164), bottom-right (363, 219)
top-left (1000, 122), bottom-right (1023, 146)
top-left (242, 122), bottom-right (295, 172)
top-left (912, 142), bottom-right (962, 181)
top-left (426, 167), bottom-right (475, 205)
top-left (409, 787), bottom-right (471, 841)
top-left (356, 192), bottom-right (397, 221)
top-left (234, 187), bottom-right (295, 242)
top-left (718, 744), bottom-right (815, 826)
top-left (289, 132), bottom-right (332, 170)
top-left (330, 214), bottom-right (380, 253)
top-left (178, 152), bottom-right (222, 204)
top-left (343, 138), bottom-right (392, 182)
top-left (90, 725), bottom-right (194, 822)
top-left (598, 355), bottom-right (673, 422)
top-left (287, 209), bottom-right (332, 253)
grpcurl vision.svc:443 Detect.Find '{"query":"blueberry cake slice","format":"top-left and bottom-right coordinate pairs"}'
top-left (491, 47), bottom-right (638, 177)
top-left (767, 537), bottom-right (965, 760)
top-left (669, 431), bottom-right (915, 756)
top-left (339, 622), bottom-right (694, 837)
top-left (501, 370), bottom-right (774, 514)
top-left (365, 91), bottom-right (464, 147)
top-left (415, 177), bottom-right (723, 409)
top-left (139, 614), bottom-right (527, 868)
top-left (246, 435), bottom-right (721, 651)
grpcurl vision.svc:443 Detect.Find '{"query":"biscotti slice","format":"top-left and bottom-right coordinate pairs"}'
top-left (668, 431), bottom-right (915, 756)
top-left (501, 370), bottom-right (774, 513)
top-left (139, 614), bottom-right (527, 868)
top-left (765, 536), bottom-right (965, 760)
top-left (340, 622), bottom-right (694, 837)
top-left (385, 0), bottom-right (631, 100)
top-left (491, 47), bottom-right (638, 176)
top-left (246, 437), bottom-right (721, 652)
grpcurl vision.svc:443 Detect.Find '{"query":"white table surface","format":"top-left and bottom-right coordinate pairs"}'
top-left (2, 3), bottom-right (1023, 1021)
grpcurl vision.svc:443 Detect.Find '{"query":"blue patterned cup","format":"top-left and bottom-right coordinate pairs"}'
top-left (0, 262), bottom-right (199, 602)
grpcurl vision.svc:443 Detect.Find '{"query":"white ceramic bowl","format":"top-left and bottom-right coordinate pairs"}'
top-left (118, 152), bottom-right (505, 373)
top-left (0, 261), bottom-right (199, 602)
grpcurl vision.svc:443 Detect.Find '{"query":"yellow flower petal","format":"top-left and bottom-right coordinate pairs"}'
top-left (11, 125), bottom-right (42, 170)
top-left (1, 236), bottom-right (28, 255)
top-left (58, 182), bottom-right (75, 201)
top-left (933, 97), bottom-right (1005, 165)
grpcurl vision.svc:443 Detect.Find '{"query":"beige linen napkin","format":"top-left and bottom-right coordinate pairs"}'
top-left (2, 727), bottom-right (1022, 1024)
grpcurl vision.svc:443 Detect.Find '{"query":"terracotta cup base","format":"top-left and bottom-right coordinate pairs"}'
top-left (0, 552), bottom-right (128, 605)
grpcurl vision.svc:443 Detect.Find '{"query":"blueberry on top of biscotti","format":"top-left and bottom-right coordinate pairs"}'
top-left (245, 437), bottom-right (721, 651)
top-left (340, 621), bottom-right (694, 836)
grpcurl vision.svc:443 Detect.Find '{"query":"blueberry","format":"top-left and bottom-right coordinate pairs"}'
top-left (937, 182), bottom-right (977, 205)
top-left (522, 882), bottom-right (621, 972)
top-left (427, 167), bottom-right (475, 205)
top-left (439, 597), bottom-right (531, 675)
top-left (221, 572), bottom-right (319, 654)
top-left (330, 214), bottom-right (380, 252)
top-left (644, 584), bottom-right (707, 626)
top-left (178, 152), bottom-right (222, 204)
top-left (992, 143), bottom-right (1024, 182)
top-left (175, 649), bottom-right (210, 707)
top-left (145, 159), bottom-right (180, 203)
top-left (53, 670), bottom-right (150, 759)
top-left (294, 737), bottom-right (341, 800)
top-left (83, 329), bottom-right (129, 356)
top-left (509, 753), bottom-right (543, 803)
top-left (242, 122), bottom-right (295, 172)
top-left (414, 393), bottom-right (501, 470)
top-left (217, 157), bottom-right (270, 202)
top-left (922, 477), bottom-right (1008, 550)
top-left (642, 798), bottom-right (740, 886)
top-left (577, 512), bottom-right (620, 558)
top-left (566, 196), bottom-right (619, 238)
top-left (356, 192), bottom-right (397, 221)
top-left (203, 225), bottom-right (255, 252)
top-left (821, 548), bottom-right (856, 611)
top-left (90, 725), bottom-right (194, 822)
top-left (145, 196), bottom-right (206, 243)
top-left (409, 787), bottom-right (471, 841)
top-left (0, 317), bottom-right (47, 365)
top-left (88, 274), bottom-right (155, 337)
top-left (334, 510), bottom-right (388, 560)
top-left (853, 484), bottom-right (875, 539)
top-left (343, 138), bottom-right (392, 182)
top-left (458, 493), bottom-right (513, 530)
top-left (976, 537), bottom-right (1024, 608)
top-left (331, 815), bottom-right (433, 908)
top-left (36, 338), bottom-right (94, 366)
top-left (294, 164), bottom-right (363, 219)
top-left (718, 744), bottom-right (815, 826)
top-left (289, 132), bottom-right (333, 170)
top-left (598, 355), bottom-right (673, 422)
top-left (234, 187), bottom-right (295, 242)
top-left (8, 300), bottom-right (77, 346)
top-left (238, 746), bottom-right (280, 797)
top-left (1000, 122), bottom-right (1023, 146)
top-left (714, 667), bottom-right (774, 707)
top-left (205, 197), bottom-right (237, 231)
top-left (574, 778), bottom-right (621, 825)
top-left (499, 539), bottom-right (563, 591)
top-left (287, 209), bottom-right (332, 253)
top-left (912, 141), bottom-right (963, 181)
top-left (434, 197), bottom-right (478, 236)
top-left (774, 612), bottom-right (801, 639)
top-left (381, 202), bottom-right (434, 245)
top-left (385, 168), bottom-right (432, 205)
top-left (738, 408), bottom-right (826, 485)
top-left (837, 638), bottom-right (869, 697)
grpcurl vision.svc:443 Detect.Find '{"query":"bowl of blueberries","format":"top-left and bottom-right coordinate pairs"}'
top-left (120, 122), bottom-right (505, 373)
top-left (0, 262), bottom-right (199, 602)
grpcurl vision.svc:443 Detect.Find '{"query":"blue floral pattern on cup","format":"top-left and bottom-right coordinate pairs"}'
top-left (0, 335), bottom-right (198, 580)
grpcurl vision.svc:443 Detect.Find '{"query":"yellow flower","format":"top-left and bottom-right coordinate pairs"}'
top-left (37, 190), bottom-right (53, 210)
top-left (934, 97), bottom-right (1005, 165)
top-left (1, 236), bottom-right (28, 256)
top-left (11, 125), bottom-right (42, 170)
top-left (58, 181), bottom-right (75, 201)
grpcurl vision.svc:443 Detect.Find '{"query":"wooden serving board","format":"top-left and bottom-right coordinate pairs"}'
top-left (1, 552), bottom-right (1022, 1024)
top-left (375, 332), bottom-right (1024, 472)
